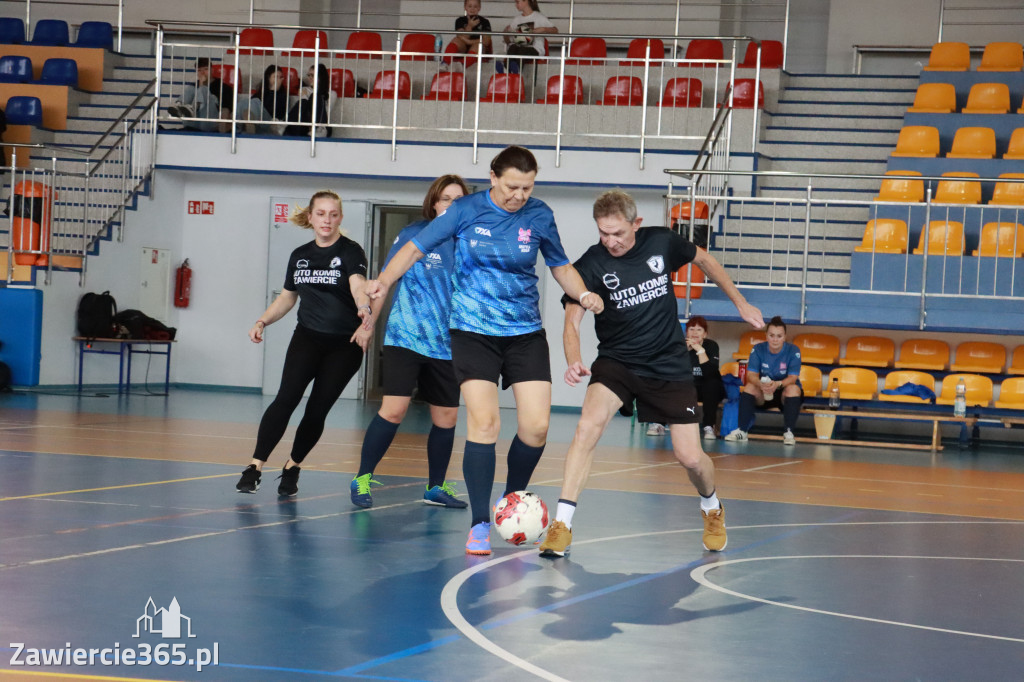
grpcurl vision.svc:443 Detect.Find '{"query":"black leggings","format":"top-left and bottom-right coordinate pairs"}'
top-left (695, 378), bottom-right (726, 429)
top-left (252, 326), bottom-right (363, 464)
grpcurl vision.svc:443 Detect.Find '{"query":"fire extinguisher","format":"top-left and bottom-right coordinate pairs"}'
top-left (174, 258), bottom-right (192, 308)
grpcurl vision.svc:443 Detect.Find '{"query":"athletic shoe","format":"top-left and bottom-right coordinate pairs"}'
top-left (167, 103), bottom-right (194, 118)
top-left (466, 521), bottom-right (491, 555)
top-left (277, 465), bottom-right (301, 496)
top-left (783, 429), bottom-right (796, 445)
top-left (423, 481), bottom-right (468, 508)
top-left (539, 520), bottom-right (572, 557)
top-left (703, 426), bottom-right (716, 440)
top-left (235, 464), bottom-right (261, 493)
top-left (646, 423), bottom-right (666, 436)
top-left (350, 473), bottom-right (381, 508)
top-left (701, 505), bottom-right (727, 551)
top-left (723, 429), bottom-right (747, 442)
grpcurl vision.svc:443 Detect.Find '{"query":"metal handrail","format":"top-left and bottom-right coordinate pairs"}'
top-left (87, 77), bottom-right (156, 158)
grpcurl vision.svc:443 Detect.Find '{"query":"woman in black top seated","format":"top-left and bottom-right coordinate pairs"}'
top-left (244, 65), bottom-right (289, 132)
top-left (686, 316), bottom-right (726, 440)
top-left (285, 63), bottom-right (331, 137)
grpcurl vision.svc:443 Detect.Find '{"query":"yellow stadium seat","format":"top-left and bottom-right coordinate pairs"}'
top-left (947, 127), bottom-right (996, 159)
top-left (923, 42), bottom-right (970, 71)
top-left (977, 41), bottom-right (1023, 72)
top-left (912, 220), bottom-right (965, 255)
top-left (1009, 346), bottom-right (1024, 375)
top-left (949, 341), bottom-right (1007, 373)
top-left (962, 82), bottom-right (1011, 114)
top-left (995, 377), bottom-right (1024, 408)
top-left (800, 365), bottom-right (823, 397)
top-left (907, 82), bottom-right (956, 113)
top-left (827, 367), bottom-right (878, 401)
top-left (732, 330), bottom-right (766, 360)
top-left (934, 173), bottom-right (982, 204)
top-left (794, 333), bottom-right (841, 364)
top-left (880, 370), bottom-right (936, 404)
top-left (894, 338), bottom-right (950, 370)
top-left (892, 126), bottom-right (940, 157)
top-left (875, 170), bottom-right (924, 202)
top-left (936, 373), bottom-right (993, 407)
top-left (720, 361), bottom-right (739, 377)
top-left (972, 222), bottom-right (1024, 257)
top-left (1004, 129), bottom-right (1024, 160)
top-left (855, 219), bottom-right (908, 253)
top-left (840, 335), bottom-right (896, 368)
top-left (990, 174), bottom-right (1024, 205)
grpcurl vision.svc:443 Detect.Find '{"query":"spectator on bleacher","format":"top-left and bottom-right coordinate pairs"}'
top-left (242, 65), bottom-right (288, 135)
top-left (686, 316), bottom-right (727, 440)
top-left (724, 315), bottom-right (803, 445)
top-left (167, 57), bottom-right (229, 132)
top-left (285, 63), bottom-right (331, 137)
top-left (497, 0), bottom-right (557, 75)
top-left (451, 0), bottom-right (493, 58)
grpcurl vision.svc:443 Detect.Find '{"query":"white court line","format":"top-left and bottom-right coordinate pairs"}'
top-left (742, 460), bottom-right (804, 472)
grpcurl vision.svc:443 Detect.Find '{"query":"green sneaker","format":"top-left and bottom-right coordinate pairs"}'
top-left (350, 473), bottom-right (381, 508)
top-left (423, 481), bottom-right (468, 508)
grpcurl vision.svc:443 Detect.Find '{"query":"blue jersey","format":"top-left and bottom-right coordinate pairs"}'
top-left (382, 220), bottom-right (454, 360)
top-left (413, 190), bottom-right (569, 336)
top-left (748, 341), bottom-right (802, 385)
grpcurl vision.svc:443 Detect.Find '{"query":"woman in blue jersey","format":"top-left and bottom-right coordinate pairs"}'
top-left (350, 175), bottom-right (471, 509)
top-left (367, 146), bottom-right (604, 555)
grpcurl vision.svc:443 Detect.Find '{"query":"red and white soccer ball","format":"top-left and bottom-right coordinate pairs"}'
top-left (493, 491), bottom-right (549, 546)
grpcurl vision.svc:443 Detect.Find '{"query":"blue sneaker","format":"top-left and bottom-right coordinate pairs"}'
top-left (424, 481), bottom-right (468, 508)
top-left (466, 521), bottom-right (491, 555)
top-left (350, 473), bottom-right (381, 508)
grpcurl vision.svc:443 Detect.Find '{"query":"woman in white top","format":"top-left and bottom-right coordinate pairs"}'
top-left (498, 0), bottom-right (557, 74)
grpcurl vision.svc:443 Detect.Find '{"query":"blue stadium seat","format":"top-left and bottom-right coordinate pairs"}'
top-left (38, 57), bottom-right (77, 86)
top-left (72, 21), bottom-right (113, 50)
top-left (5, 96), bottom-right (44, 126)
top-left (28, 19), bottom-right (69, 46)
top-left (0, 17), bottom-right (25, 44)
top-left (0, 54), bottom-right (32, 83)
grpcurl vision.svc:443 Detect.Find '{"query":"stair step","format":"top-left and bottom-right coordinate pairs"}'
top-left (783, 86), bottom-right (916, 104)
top-left (783, 74), bottom-right (919, 90)
top-left (765, 127), bottom-right (898, 144)
top-left (772, 101), bottom-right (908, 116)
top-left (760, 141), bottom-right (893, 160)
top-left (765, 113), bottom-right (903, 130)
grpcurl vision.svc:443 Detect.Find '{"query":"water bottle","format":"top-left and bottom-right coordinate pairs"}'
top-left (761, 375), bottom-right (774, 401)
top-left (954, 377), bottom-right (967, 417)
top-left (434, 34), bottom-right (443, 59)
top-left (829, 378), bottom-right (841, 409)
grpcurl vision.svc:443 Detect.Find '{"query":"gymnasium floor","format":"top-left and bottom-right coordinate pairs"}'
top-left (2, 387), bottom-right (1023, 681)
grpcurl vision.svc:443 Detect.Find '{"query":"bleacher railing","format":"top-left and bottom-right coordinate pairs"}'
top-left (666, 168), bottom-right (1024, 328)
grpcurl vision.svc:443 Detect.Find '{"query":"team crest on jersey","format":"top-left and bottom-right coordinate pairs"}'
top-left (470, 239), bottom-right (478, 247)
top-left (518, 227), bottom-right (532, 243)
top-left (425, 252), bottom-right (443, 269)
top-left (329, 257), bottom-right (341, 269)
top-left (602, 273), bottom-right (621, 290)
top-left (296, 259), bottom-right (309, 269)
top-left (474, 227), bottom-right (492, 237)
top-left (646, 255), bottom-right (664, 274)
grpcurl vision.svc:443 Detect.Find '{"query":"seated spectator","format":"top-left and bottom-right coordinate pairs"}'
top-left (167, 57), bottom-right (230, 132)
top-left (724, 315), bottom-right (803, 445)
top-left (686, 316), bottom-right (726, 440)
top-left (498, 0), bottom-right (557, 75)
top-left (242, 65), bottom-right (289, 134)
top-left (451, 0), bottom-right (493, 57)
top-left (285, 63), bottom-right (331, 137)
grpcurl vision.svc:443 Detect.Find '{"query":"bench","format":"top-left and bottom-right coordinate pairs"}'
top-left (74, 337), bottom-right (174, 393)
top-left (801, 405), bottom-right (976, 452)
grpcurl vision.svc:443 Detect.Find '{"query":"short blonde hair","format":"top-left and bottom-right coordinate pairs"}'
top-left (592, 189), bottom-right (637, 223)
top-left (292, 190), bottom-right (342, 229)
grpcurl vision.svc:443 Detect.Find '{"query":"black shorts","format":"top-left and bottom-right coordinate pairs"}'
top-left (381, 345), bottom-right (460, 407)
top-left (589, 356), bottom-right (701, 425)
top-left (449, 329), bottom-right (551, 390)
top-left (760, 385), bottom-right (805, 410)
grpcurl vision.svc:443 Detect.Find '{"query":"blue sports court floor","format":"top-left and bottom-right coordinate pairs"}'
top-left (1, 388), bottom-right (1023, 681)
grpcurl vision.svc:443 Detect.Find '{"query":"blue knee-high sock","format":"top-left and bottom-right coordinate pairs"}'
top-left (504, 435), bottom-right (545, 496)
top-left (426, 425), bottom-right (456, 488)
top-left (783, 396), bottom-right (801, 431)
top-left (357, 415), bottom-right (400, 477)
top-left (738, 392), bottom-right (756, 431)
top-left (463, 441), bottom-right (496, 526)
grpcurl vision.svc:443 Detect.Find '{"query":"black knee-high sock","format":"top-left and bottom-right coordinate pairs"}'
top-left (738, 392), bottom-right (756, 431)
top-left (504, 435), bottom-right (545, 496)
top-left (463, 441), bottom-right (496, 526)
top-left (357, 415), bottom-right (400, 477)
top-left (426, 425), bottom-right (456, 488)
top-left (783, 396), bottom-right (801, 431)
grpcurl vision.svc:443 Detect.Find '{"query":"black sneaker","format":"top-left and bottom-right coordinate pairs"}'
top-left (277, 465), bottom-right (301, 496)
top-left (236, 464), bottom-right (261, 493)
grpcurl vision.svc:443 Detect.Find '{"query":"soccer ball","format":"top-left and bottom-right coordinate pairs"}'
top-left (493, 491), bottom-right (549, 546)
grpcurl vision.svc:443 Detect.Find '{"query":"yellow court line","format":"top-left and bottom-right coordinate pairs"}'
top-left (0, 474), bottom-right (237, 502)
top-left (0, 669), bottom-right (180, 681)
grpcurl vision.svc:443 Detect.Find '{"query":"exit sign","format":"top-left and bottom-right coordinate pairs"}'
top-left (188, 201), bottom-right (215, 215)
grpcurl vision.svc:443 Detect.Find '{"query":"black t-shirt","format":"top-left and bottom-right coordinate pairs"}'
top-left (283, 236), bottom-right (367, 337)
top-left (688, 338), bottom-right (724, 387)
top-left (455, 14), bottom-right (491, 40)
top-left (569, 226), bottom-right (697, 380)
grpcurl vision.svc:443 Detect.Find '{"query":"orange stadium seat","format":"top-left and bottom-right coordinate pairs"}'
top-left (934, 173), bottom-right (982, 204)
top-left (894, 338), bottom-right (950, 370)
top-left (344, 31), bottom-right (382, 59)
top-left (720, 361), bottom-right (740, 378)
top-left (962, 82), bottom-right (1011, 114)
top-left (947, 127), bottom-right (996, 159)
top-left (620, 38), bottom-right (664, 66)
top-left (923, 42), bottom-right (970, 71)
top-left (990, 174), bottom-right (1024, 205)
top-left (661, 77), bottom-right (702, 107)
top-left (794, 333), bottom-right (840, 364)
top-left (1010, 346), bottom-right (1024, 375)
top-left (733, 330), bottom-right (767, 360)
top-left (892, 126), bottom-right (940, 157)
top-left (597, 76), bottom-right (643, 106)
top-left (738, 40), bottom-right (783, 68)
top-left (994, 377), bottom-right (1024, 408)
top-left (977, 41), bottom-right (1023, 72)
top-left (828, 367), bottom-right (878, 400)
top-left (907, 83), bottom-right (956, 113)
top-left (480, 73), bottom-right (525, 103)
top-left (912, 221), bottom-right (965, 255)
top-left (423, 72), bottom-right (465, 101)
top-left (537, 75), bottom-right (584, 105)
top-left (1004, 129), bottom-right (1024, 160)
top-left (950, 341), bottom-right (1007, 373)
top-left (972, 222), bottom-right (1024, 257)
top-left (800, 365), bottom-right (823, 396)
top-left (855, 219), bottom-right (908, 253)
top-left (840, 335), bottom-right (896, 368)
top-left (875, 171), bottom-right (924, 202)
top-left (880, 370), bottom-right (936, 404)
top-left (566, 37), bottom-right (606, 65)
top-left (936, 373), bottom-right (993, 407)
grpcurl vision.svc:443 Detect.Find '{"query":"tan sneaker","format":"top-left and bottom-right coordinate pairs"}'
top-left (539, 520), bottom-right (572, 557)
top-left (701, 506), bottom-right (727, 551)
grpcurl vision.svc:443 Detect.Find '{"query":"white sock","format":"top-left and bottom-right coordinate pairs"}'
top-left (556, 501), bottom-right (576, 528)
top-left (700, 491), bottom-right (720, 512)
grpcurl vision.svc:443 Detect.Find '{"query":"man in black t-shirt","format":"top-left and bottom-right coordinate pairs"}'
top-left (539, 189), bottom-right (764, 558)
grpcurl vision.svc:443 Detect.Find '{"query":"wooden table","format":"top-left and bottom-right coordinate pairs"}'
top-left (74, 337), bottom-right (174, 393)
top-left (801, 406), bottom-right (977, 452)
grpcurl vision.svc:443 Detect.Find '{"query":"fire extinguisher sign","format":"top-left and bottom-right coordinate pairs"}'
top-left (188, 201), bottom-right (215, 215)
top-left (273, 202), bottom-right (290, 224)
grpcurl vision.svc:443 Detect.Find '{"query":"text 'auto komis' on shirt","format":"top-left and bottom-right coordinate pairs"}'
top-left (571, 226), bottom-right (697, 380)
top-left (382, 219), bottom-right (455, 360)
top-left (413, 189), bottom-right (570, 336)
top-left (283, 236), bottom-right (367, 338)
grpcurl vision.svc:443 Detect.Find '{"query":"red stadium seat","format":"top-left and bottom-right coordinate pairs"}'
top-left (287, 30), bottom-right (328, 57)
top-left (228, 27), bottom-right (274, 57)
top-left (396, 33), bottom-right (435, 61)
top-left (330, 68), bottom-right (356, 98)
top-left (730, 79), bottom-right (764, 109)
top-left (738, 40), bottom-right (783, 68)
top-left (366, 70), bottom-right (412, 99)
top-left (536, 75), bottom-right (585, 105)
top-left (566, 37), bottom-right (606, 66)
top-left (661, 77), bottom-right (702, 107)
top-left (423, 72), bottom-right (466, 101)
top-left (344, 31), bottom-right (382, 59)
top-left (620, 38), bottom-right (665, 66)
top-left (480, 74), bottom-right (525, 103)
top-left (596, 76), bottom-right (643, 106)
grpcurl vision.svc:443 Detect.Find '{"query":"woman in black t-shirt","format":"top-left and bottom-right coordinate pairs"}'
top-left (685, 316), bottom-right (726, 439)
top-left (451, 0), bottom-right (493, 56)
top-left (234, 190), bottom-right (373, 496)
